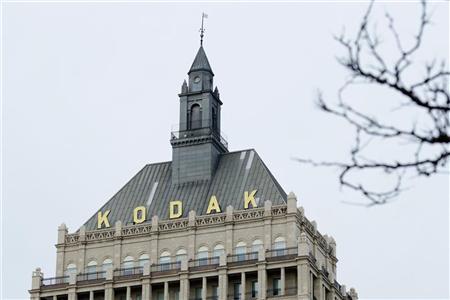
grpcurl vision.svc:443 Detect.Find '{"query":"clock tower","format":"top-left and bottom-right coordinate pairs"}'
top-left (170, 45), bottom-right (228, 184)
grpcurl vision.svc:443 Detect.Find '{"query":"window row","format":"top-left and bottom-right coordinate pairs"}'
top-left (64, 237), bottom-right (286, 275)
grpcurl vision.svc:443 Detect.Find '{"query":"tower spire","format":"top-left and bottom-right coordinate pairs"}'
top-left (200, 13), bottom-right (208, 46)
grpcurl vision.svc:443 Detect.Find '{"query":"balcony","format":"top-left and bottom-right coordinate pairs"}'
top-left (170, 120), bottom-right (228, 149)
top-left (266, 247), bottom-right (298, 262)
top-left (76, 271), bottom-right (106, 284)
top-left (150, 261), bottom-right (181, 276)
top-left (267, 286), bottom-right (297, 298)
top-left (189, 257), bottom-right (220, 271)
top-left (244, 292), bottom-right (258, 299)
top-left (227, 252), bottom-right (258, 267)
top-left (113, 267), bottom-right (143, 280)
top-left (40, 276), bottom-right (69, 289)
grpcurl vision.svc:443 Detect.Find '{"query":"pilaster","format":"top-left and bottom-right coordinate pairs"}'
top-left (114, 221), bottom-right (123, 268)
top-left (142, 278), bottom-right (151, 300)
top-left (150, 215), bottom-right (159, 264)
top-left (241, 272), bottom-right (246, 299)
top-left (188, 210), bottom-right (197, 260)
top-left (164, 281), bottom-right (169, 299)
top-left (180, 273), bottom-right (190, 299)
top-left (68, 287), bottom-right (77, 300)
top-left (297, 261), bottom-right (310, 300)
top-left (314, 276), bottom-right (324, 300)
top-left (280, 267), bottom-right (285, 296)
top-left (56, 223), bottom-right (67, 276)
top-left (225, 206), bottom-right (234, 254)
top-left (126, 286), bottom-right (131, 300)
top-left (202, 276), bottom-right (207, 300)
top-left (286, 193), bottom-right (298, 248)
top-left (104, 282), bottom-right (114, 300)
top-left (218, 269), bottom-right (228, 300)
top-left (78, 226), bottom-right (86, 270)
top-left (263, 201), bottom-right (272, 250)
top-left (257, 263), bottom-right (267, 300)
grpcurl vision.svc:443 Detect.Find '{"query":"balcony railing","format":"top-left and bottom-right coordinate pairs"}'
top-left (189, 257), bottom-right (220, 271)
top-left (227, 294), bottom-right (241, 300)
top-left (151, 261), bottom-right (181, 274)
top-left (41, 276), bottom-right (69, 286)
top-left (113, 267), bottom-right (143, 278)
top-left (285, 286), bottom-right (297, 296)
top-left (308, 251), bottom-right (317, 265)
top-left (244, 291), bottom-right (258, 299)
top-left (227, 252), bottom-right (258, 266)
top-left (266, 247), bottom-right (298, 261)
top-left (266, 288), bottom-right (281, 297)
top-left (76, 271), bottom-right (106, 282)
top-left (334, 280), bottom-right (342, 292)
top-left (321, 266), bottom-right (330, 278)
top-left (170, 120), bottom-right (228, 149)
top-left (266, 286), bottom-right (297, 297)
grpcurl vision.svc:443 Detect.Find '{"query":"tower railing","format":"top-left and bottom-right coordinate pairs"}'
top-left (170, 119), bottom-right (228, 149)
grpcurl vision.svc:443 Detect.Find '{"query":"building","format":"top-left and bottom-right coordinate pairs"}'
top-left (29, 37), bottom-right (359, 300)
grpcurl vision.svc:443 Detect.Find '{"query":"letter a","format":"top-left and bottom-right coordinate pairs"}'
top-left (169, 200), bottom-right (183, 219)
top-left (97, 210), bottom-right (111, 229)
top-left (244, 190), bottom-right (258, 209)
top-left (133, 206), bottom-right (146, 224)
top-left (207, 195), bottom-right (221, 214)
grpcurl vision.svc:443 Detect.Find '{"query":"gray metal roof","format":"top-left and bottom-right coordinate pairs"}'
top-left (83, 149), bottom-right (287, 230)
top-left (189, 46), bottom-right (213, 75)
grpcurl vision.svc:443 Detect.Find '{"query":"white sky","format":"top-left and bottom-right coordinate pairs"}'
top-left (2, 1), bottom-right (449, 299)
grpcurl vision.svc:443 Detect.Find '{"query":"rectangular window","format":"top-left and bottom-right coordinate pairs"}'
top-left (234, 283), bottom-right (241, 300)
top-left (174, 288), bottom-right (180, 300)
top-left (211, 285), bottom-right (218, 300)
top-left (251, 281), bottom-right (259, 298)
top-left (195, 287), bottom-right (202, 300)
top-left (273, 278), bottom-right (281, 296)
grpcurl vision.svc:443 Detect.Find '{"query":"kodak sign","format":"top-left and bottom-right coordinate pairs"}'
top-left (97, 190), bottom-right (258, 229)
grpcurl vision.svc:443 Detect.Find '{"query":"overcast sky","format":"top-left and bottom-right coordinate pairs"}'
top-left (2, 1), bottom-right (449, 299)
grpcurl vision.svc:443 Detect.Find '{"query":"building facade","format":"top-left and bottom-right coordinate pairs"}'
top-left (29, 42), bottom-right (358, 300)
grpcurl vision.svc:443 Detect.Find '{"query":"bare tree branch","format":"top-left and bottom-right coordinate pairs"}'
top-left (297, 0), bottom-right (449, 205)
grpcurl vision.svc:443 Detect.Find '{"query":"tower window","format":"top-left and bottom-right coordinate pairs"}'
top-left (189, 104), bottom-right (202, 129)
top-left (212, 107), bottom-right (217, 130)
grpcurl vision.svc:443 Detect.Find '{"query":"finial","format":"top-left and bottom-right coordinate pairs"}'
top-left (200, 13), bottom-right (208, 46)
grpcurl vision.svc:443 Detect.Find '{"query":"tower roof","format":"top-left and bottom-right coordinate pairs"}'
top-left (189, 46), bottom-right (214, 75)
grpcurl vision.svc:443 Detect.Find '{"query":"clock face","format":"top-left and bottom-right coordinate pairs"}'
top-left (194, 76), bottom-right (201, 83)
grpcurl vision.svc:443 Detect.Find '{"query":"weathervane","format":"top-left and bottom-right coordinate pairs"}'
top-left (200, 13), bottom-right (208, 46)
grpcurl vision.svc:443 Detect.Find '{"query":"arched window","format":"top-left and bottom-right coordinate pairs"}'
top-left (86, 261), bottom-right (97, 279)
top-left (235, 242), bottom-right (247, 261)
top-left (212, 107), bottom-right (218, 131)
top-left (102, 258), bottom-right (113, 272)
top-left (122, 256), bottom-right (135, 276)
top-left (274, 237), bottom-right (286, 256)
top-left (175, 249), bottom-right (187, 263)
top-left (213, 244), bottom-right (225, 258)
top-left (86, 260), bottom-right (97, 273)
top-left (251, 239), bottom-right (263, 259)
top-left (65, 263), bottom-right (77, 281)
top-left (197, 246), bottom-right (209, 266)
top-left (138, 254), bottom-right (150, 268)
top-left (189, 104), bottom-right (202, 129)
top-left (159, 251), bottom-right (171, 271)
